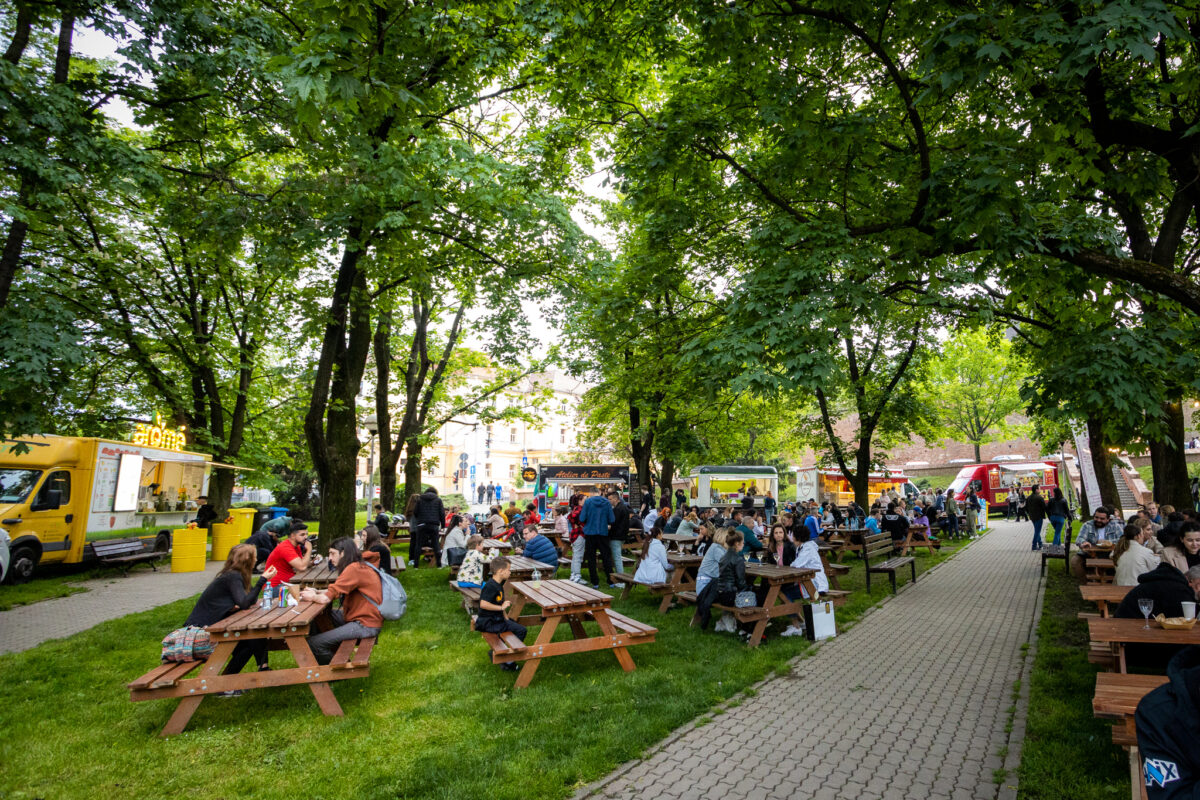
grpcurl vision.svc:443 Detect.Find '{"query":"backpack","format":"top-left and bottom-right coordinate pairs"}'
top-left (161, 625), bottom-right (215, 662)
top-left (363, 562), bottom-right (407, 620)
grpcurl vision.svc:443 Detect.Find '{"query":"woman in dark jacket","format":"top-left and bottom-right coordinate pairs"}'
top-left (361, 525), bottom-right (392, 574)
top-left (1025, 487), bottom-right (1048, 551)
top-left (1045, 488), bottom-right (1071, 546)
top-left (761, 525), bottom-right (797, 567)
top-left (697, 530), bottom-right (750, 629)
top-left (184, 544), bottom-right (276, 685)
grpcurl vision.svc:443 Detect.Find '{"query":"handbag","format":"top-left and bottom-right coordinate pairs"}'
top-left (802, 600), bottom-right (837, 641)
top-left (161, 625), bottom-right (215, 662)
top-left (734, 591), bottom-right (757, 608)
top-left (445, 547), bottom-right (467, 566)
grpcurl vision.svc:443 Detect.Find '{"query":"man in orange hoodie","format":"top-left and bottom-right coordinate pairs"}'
top-left (298, 537), bottom-right (384, 665)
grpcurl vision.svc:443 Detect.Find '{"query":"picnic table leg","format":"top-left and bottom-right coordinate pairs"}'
top-left (591, 609), bottom-right (637, 672)
top-left (285, 636), bottom-right (344, 716)
top-left (1118, 643), bottom-right (1127, 675)
top-left (159, 640), bottom-right (236, 737)
top-left (514, 615), bottom-right (561, 690)
top-left (566, 615), bottom-right (588, 639)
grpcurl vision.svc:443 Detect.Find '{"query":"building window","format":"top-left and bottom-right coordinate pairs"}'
top-left (485, 463), bottom-right (491, 477)
top-left (560, 428), bottom-right (566, 444)
top-left (510, 426), bottom-right (517, 443)
top-left (508, 464), bottom-right (515, 476)
top-left (560, 400), bottom-right (568, 415)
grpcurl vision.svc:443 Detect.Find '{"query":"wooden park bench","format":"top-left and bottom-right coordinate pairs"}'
top-left (1040, 542), bottom-right (1071, 575)
top-left (610, 553), bottom-right (702, 613)
top-left (450, 581), bottom-right (482, 624)
top-left (1080, 584), bottom-right (1131, 618)
top-left (91, 537), bottom-right (166, 576)
top-left (819, 550), bottom-right (851, 605)
top-left (863, 532), bottom-right (916, 595)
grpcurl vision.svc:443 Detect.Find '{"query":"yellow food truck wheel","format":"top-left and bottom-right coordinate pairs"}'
top-left (6, 544), bottom-right (38, 584)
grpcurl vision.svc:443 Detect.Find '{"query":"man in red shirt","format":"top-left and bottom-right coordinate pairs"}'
top-left (264, 522), bottom-right (312, 587)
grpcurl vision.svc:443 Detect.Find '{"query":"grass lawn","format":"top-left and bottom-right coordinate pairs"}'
top-left (0, 534), bottom-right (968, 800)
top-left (1017, 523), bottom-right (1128, 799)
top-left (0, 570), bottom-right (91, 611)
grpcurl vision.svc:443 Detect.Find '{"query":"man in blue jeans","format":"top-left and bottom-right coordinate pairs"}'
top-left (580, 492), bottom-right (615, 588)
top-left (608, 490), bottom-right (630, 575)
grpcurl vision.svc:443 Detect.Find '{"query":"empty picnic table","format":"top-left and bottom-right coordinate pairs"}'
top-left (487, 579), bottom-right (657, 689)
top-left (127, 601), bottom-right (373, 736)
top-left (1087, 616), bottom-right (1200, 673)
top-left (1080, 584), bottom-right (1131, 618)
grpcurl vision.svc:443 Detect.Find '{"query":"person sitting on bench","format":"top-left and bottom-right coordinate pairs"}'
top-left (298, 538), bottom-right (384, 666)
top-left (183, 544), bottom-right (276, 693)
top-left (457, 535), bottom-right (494, 588)
top-left (881, 503), bottom-right (910, 545)
top-left (517, 524), bottom-right (557, 566)
top-left (475, 556), bottom-right (525, 671)
top-left (1135, 645), bottom-right (1200, 799)
top-left (633, 524), bottom-right (673, 585)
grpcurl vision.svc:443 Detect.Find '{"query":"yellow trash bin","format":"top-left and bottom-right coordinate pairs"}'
top-left (228, 507), bottom-right (256, 540)
top-left (210, 522), bottom-right (240, 562)
top-left (171, 527), bottom-right (207, 573)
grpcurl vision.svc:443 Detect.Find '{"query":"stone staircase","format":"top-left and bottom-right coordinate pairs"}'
top-left (1112, 465), bottom-right (1141, 513)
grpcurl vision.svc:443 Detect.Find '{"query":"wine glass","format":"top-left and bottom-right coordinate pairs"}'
top-left (1138, 598), bottom-right (1154, 629)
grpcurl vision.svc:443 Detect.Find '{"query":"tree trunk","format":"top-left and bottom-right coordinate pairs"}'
top-left (852, 441), bottom-right (872, 507)
top-left (658, 458), bottom-right (675, 507)
top-left (373, 309), bottom-right (397, 511)
top-left (1087, 416), bottom-right (1119, 509)
top-left (973, 442), bottom-right (982, 463)
top-left (207, 468), bottom-right (235, 520)
top-left (1149, 400), bottom-right (1192, 509)
top-left (403, 444), bottom-right (423, 501)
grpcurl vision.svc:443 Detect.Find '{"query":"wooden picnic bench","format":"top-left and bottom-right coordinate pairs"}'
top-left (610, 552), bottom-right (703, 613)
top-left (1086, 557), bottom-right (1116, 584)
top-left (818, 549), bottom-right (851, 605)
top-left (481, 579), bottom-right (657, 689)
top-left (128, 601), bottom-right (372, 736)
top-left (1093, 672), bottom-right (1166, 800)
top-left (91, 537), bottom-right (167, 576)
top-left (1080, 584), bottom-right (1131, 618)
top-left (679, 563), bottom-right (818, 647)
top-left (660, 533), bottom-right (700, 553)
top-left (863, 532), bottom-right (916, 595)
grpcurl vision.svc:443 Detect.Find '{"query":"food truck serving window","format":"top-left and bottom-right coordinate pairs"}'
top-left (0, 469), bottom-right (42, 504)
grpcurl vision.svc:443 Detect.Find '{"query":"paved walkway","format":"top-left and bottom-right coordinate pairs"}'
top-left (578, 520), bottom-right (1043, 800)
top-left (0, 562), bottom-right (221, 655)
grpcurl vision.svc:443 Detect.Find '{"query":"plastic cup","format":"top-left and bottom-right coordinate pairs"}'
top-left (1182, 602), bottom-right (1197, 620)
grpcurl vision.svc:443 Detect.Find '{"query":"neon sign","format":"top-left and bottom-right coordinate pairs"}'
top-left (132, 414), bottom-right (188, 451)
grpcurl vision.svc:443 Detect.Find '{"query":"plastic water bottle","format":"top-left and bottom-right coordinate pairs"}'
top-left (261, 583), bottom-right (273, 609)
top-left (531, 567), bottom-right (541, 587)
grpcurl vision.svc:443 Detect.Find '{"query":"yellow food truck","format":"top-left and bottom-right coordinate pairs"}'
top-left (0, 433), bottom-right (212, 581)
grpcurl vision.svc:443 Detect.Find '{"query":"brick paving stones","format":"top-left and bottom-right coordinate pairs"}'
top-left (0, 562), bottom-right (221, 654)
top-left (578, 520), bottom-right (1042, 800)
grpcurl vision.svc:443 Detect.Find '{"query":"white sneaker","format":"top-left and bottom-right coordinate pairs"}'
top-left (780, 625), bottom-right (806, 637)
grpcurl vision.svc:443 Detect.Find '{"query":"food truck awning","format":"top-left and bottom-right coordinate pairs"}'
top-left (209, 462), bottom-right (256, 471)
top-left (999, 463), bottom-right (1052, 472)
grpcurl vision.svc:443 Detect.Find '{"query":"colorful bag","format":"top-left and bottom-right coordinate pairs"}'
top-left (161, 625), bottom-right (215, 662)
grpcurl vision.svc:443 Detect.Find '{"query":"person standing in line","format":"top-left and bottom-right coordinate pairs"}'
top-left (1025, 486), bottom-right (1048, 551)
top-left (675, 487), bottom-right (687, 512)
top-left (477, 484), bottom-right (485, 504)
top-left (409, 486), bottom-right (444, 568)
top-left (1007, 490), bottom-right (1018, 521)
top-left (608, 490), bottom-right (631, 575)
top-left (580, 490), bottom-right (615, 589)
top-left (942, 491), bottom-right (960, 539)
top-left (1015, 488), bottom-right (1029, 522)
top-left (965, 489), bottom-right (981, 537)
top-left (486, 482), bottom-right (495, 504)
top-left (1045, 487), bottom-right (1071, 546)
top-left (763, 490), bottom-right (776, 524)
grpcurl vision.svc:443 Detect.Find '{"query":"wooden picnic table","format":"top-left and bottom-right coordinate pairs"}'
top-left (1087, 616), bottom-right (1200, 673)
top-left (613, 552), bottom-right (703, 613)
top-left (492, 579), bottom-right (656, 689)
top-left (483, 554), bottom-right (556, 583)
top-left (127, 601), bottom-right (372, 736)
top-left (1080, 584), bottom-right (1131, 618)
top-left (681, 563), bottom-right (817, 647)
top-left (1093, 672), bottom-right (1168, 800)
top-left (661, 533), bottom-right (700, 553)
top-left (482, 538), bottom-right (513, 551)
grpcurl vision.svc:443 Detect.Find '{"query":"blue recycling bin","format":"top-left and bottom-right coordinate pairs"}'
top-left (268, 506), bottom-right (289, 519)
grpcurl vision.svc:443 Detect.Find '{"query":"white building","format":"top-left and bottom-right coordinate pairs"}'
top-left (356, 369), bottom-right (603, 505)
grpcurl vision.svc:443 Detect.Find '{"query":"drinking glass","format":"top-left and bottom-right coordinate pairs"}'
top-left (1138, 598), bottom-right (1154, 629)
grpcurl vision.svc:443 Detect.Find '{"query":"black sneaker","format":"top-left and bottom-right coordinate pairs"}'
top-left (501, 662), bottom-right (520, 672)
top-left (217, 689), bottom-right (244, 698)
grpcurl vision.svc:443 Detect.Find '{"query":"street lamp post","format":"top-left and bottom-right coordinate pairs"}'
top-left (365, 413), bottom-right (378, 509)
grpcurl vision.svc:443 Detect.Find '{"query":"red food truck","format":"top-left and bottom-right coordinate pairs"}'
top-left (946, 462), bottom-right (1058, 509)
